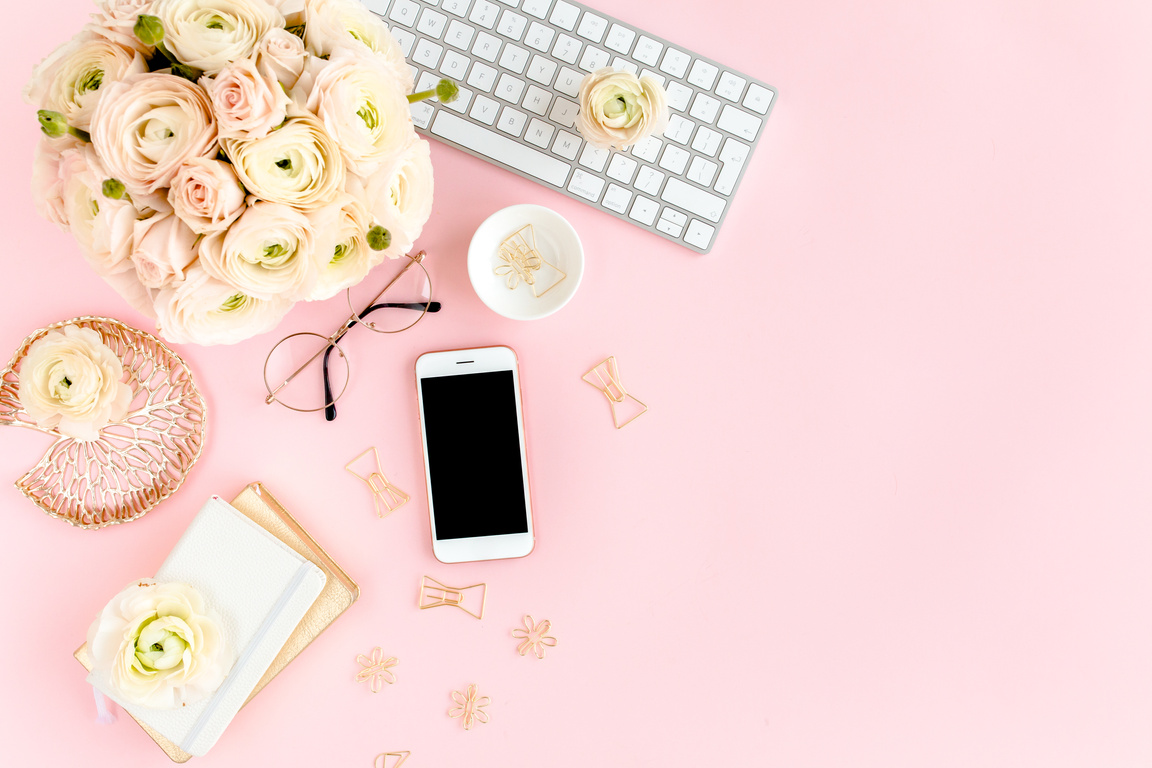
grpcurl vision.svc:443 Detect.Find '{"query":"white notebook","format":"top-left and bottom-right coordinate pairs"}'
top-left (87, 496), bottom-right (327, 756)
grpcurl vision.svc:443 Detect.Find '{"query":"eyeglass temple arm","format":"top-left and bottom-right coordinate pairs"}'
top-left (323, 343), bottom-right (339, 422)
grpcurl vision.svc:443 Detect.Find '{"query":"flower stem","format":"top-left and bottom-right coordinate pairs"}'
top-left (408, 79), bottom-right (459, 104)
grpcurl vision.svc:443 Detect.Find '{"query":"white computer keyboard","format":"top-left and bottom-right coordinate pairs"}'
top-left (362, 0), bottom-right (776, 254)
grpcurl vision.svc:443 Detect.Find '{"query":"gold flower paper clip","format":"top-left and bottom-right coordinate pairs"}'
top-left (513, 615), bottom-right (557, 660)
top-left (356, 647), bottom-right (398, 693)
top-left (345, 447), bottom-right (410, 519)
top-left (418, 576), bottom-right (487, 620)
top-left (374, 751), bottom-right (410, 768)
top-left (582, 356), bottom-right (648, 429)
top-left (448, 683), bottom-right (490, 730)
top-left (495, 224), bottom-right (566, 298)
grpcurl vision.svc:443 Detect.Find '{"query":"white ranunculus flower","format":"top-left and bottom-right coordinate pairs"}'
top-left (304, 47), bottom-right (413, 177)
top-left (31, 137), bottom-right (84, 231)
top-left (155, 264), bottom-right (293, 345)
top-left (359, 138), bottom-right (434, 253)
top-left (221, 113), bottom-right (345, 211)
top-left (198, 201), bottom-right (322, 300)
top-left (90, 73), bottom-right (218, 197)
top-left (303, 0), bottom-right (411, 91)
top-left (203, 56), bottom-right (290, 140)
top-left (155, 0), bottom-right (284, 76)
top-left (87, 581), bottom-right (229, 709)
top-left (57, 144), bottom-right (139, 276)
top-left (576, 68), bottom-right (669, 150)
top-left (87, 0), bottom-right (158, 54)
top-left (307, 194), bottom-right (373, 300)
top-left (23, 32), bottom-right (147, 131)
top-left (168, 157), bottom-right (246, 233)
top-left (256, 28), bottom-right (307, 89)
top-left (18, 325), bottom-right (133, 441)
top-left (131, 213), bottom-right (200, 289)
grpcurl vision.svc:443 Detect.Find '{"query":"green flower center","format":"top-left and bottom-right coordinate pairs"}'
top-left (77, 68), bottom-right (103, 95)
top-left (220, 293), bottom-right (248, 312)
top-left (357, 102), bottom-right (379, 130)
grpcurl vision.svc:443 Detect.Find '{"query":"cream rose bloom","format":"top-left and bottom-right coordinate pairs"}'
top-left (221, 113), bottom-right (344, 211)
top-left (359, 138), bottom-right (433, 253)
top-left (57, 144), bottom-right (139, 276)
top-left (87, 581), bottom-right (229, 709)
top-left (90, 73), bottom-right (218, 197)
top-left (87, 0), bottom-right (158, 54)
top-left (199, 201), bottom-right (322, 300)
top-left (308, 194), bottom-right (374, 300)
top-left (31, 137), bottom-right (81, 230)
top-left (131, 213), bottom-right (200, 289)
top-left (155, 0), bottom-right (284, 76)
top-left (18, 325), bottom-right (133, 441)
top-left (576, 68), bottom-right (669, 150)
top-left (23, 32), bottom-right (147, 131)
top-left (303, 48), bottom-right (413, 177)
top-left (168, 157), bottom-right (246, 233)
top-left (203, 56), bottom-right (290, 140)
top-left (155, 264), bottom-right (293, 345)
top-left (303, 0), bottom-right (411, 90)
top-left (256, 28), bottom-right (307, 89)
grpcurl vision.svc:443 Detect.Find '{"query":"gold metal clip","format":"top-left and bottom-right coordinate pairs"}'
top-left (346, 447), bottom-right (410, 519)
top-left (355, 647), bottom-right (398, 693)
top-left (418, 576), bottom-right (487, 620)
top-left (374, 751), bottom-right (410, 768)
top-left (448, 684), bottom-right (490, 730)
top-left (512, 615), bottom-right (557, 660)
top-left (495, 224), bottom-right (567, 298)
top-left (582, 356), bottom-right (648, 429)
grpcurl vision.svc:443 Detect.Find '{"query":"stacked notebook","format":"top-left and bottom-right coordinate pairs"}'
top-left (75, 483), bottom-right (359, 762)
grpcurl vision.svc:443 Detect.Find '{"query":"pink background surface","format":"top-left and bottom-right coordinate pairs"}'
top-left (2, 0), bottom-right (1151, 765)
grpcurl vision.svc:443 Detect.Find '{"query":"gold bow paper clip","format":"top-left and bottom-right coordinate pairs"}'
top-left (513, 615), bottom-right (557, 660)
top-left (448, 684), bottom-right (490, 730)
top-left (346, 447), bottom-right (410, 519)
top-left (495, 224), bottom-right (567, 297)
top-left (582, 356), bottom-right (648, 429)
top-left (356, 647), bottom-right (398, 693)
top-left (418, 576), bottom-right (487, 620)
top-left (374, 752), bottom-right (410, 768)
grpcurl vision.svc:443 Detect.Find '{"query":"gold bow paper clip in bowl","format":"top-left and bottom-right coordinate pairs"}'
top-left (582, 356), bottom-right (648, 429)
top-left (418, 576), bottom-right (487, 620)
top-left (495, 224), bottom-right (567, 298)
top-left (345, 447), bottom-right (410, 519)
top-left (355, 647), bottom-right (398, 693)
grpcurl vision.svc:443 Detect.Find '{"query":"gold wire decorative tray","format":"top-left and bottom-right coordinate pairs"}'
top-left (0, 316), bottom-right (206, 529)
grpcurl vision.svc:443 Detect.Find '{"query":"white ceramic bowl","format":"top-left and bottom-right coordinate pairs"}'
top-left (467, 204), bottom-right (584, 320)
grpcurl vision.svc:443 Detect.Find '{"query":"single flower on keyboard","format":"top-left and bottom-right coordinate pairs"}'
top-left (576, 67), bottom-right (669, 150)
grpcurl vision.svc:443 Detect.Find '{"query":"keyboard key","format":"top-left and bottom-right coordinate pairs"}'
top-left (660, 207), bottom-right (687, 227)
top-left (524, 117), bottom-right (554, 148)
top-left (440, 50), bottom-right (470, 79)
top-left (716, 104), bottom-right (762, 141)
top-left (684, 219), bottom-right (715, 250)
top-left (548, 96), bottom-right (578, 127)
top-left (661, 177), bottom-right (725, 222)
top-left (410, 100), bottom-right (434, 129)
top-left (549, 0), bottom-right (579, 30)
top-left (524, 21), bottom-right (555, 51)
top-left (632, 36), bottom-right (662, 66)
top-left (552, 33), bottom-right (581, 64)
top-left (658, 144), bottom-right (690, 174)
top-left (496, 10), bottom-right (527, 39)
top-left (634, 165), bottom-right (664, 195)
top-left (665, 81), bottom-right (692, 112)
top-left (443, 85), bottom-right (473, 113)
top-left (715, 71), bottom-right (746, 102)
top-left (567, 169), bottom-right (604, 202)
top-left (494, 73), bottom-right (526, 103)
top-left (526, 55), bottom-right (557, 85)
top-left (469, 93), bottom-right (499, 124)
top-left (413, 39), bottom-right (444, 68)
top-left (444, 19), bottom-right (475, 50)
top-left (578, 46), bottom-right (610, 72)
top-left (663, 114), bottom-right (694, 145)
top-left (431, 111), bottom-right (570, 186)
top-left (522, 85), bottom-right (551, 115)
top-left (689, 93), bottom-right (721, 124)
top-left (469, 0), bottom-right (500, 28)
top-left (551, 130), bottom-right (581, 160)
top-left (686, 156), bottom-right (718, 186)
top-left (415, 70), bottom-right (440, 94)
top-left (611, 56), bottom-right (638, 75)
top-left (441, 0), bottom-right (471, 17)
top-left (602, 183), bottom-right (632, 214)
top-left (578, 143), bottom-right (609, 172)
top-left (554, 67), bottom-right (583, 97)
top-left (691, 126), bottom-right (722, 156)
top-left (659, 48), bottom-right (690, 78)
top-left (417, 8), bottom-right (448, 38)
top-left (604, 24), bottom-right (635, 55)
top-left (471, 31), bottom-right (501, 61)
top-left (687, 59), bottom-right (719, 90)
top-left (629, 195), bottom-right (659, 226)
top-left (639, 69), bottom-right (665, 88)
top-left (743, 83), bottom-right (774, 115)
top-left (497, 106), bottom-right (527, 136)
top-left (496, 0), bottom-right (521, 6)
top-left (631, 135), bottom-right (661, 163)
top-left (467, 61), bottom-right (498, 91)
top-left (576, 12), bottom-right (607, 43)
top-left (391, 27), bottom-right (417, 57)
top-left (714, 138), bottom-right (749, 195)
top-left (389, 0), bottom-right (419, 27)
top-left (521, 0), bottom-right (551, 18)
top-left (499, 43), bottom-right (529, 73)
top-left (606, 153), bottom-right (638, 184)
top-left (656, 207), bottom-right (686, 238)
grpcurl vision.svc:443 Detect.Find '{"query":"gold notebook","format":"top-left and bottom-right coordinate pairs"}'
top-left (75, 482), bottom-right (359, 763)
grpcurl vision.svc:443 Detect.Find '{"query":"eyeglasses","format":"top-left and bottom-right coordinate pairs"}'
top-left (263, 251), bottom-right (439, 421)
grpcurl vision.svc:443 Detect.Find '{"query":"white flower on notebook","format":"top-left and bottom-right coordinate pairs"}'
top-left (87, 581), bottom-right (229, 709)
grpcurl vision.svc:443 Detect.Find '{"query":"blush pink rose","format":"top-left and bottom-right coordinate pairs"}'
top-left (31, 137), bottom-right (82, 230)
top-left (168, 157), bottom-right (247, 233)
top-left (130, 213), bottom-right (200, 289)
top-left (256, 28), bottom-right (307, 89)
top-left (203, 57), bottom-right (290, 141)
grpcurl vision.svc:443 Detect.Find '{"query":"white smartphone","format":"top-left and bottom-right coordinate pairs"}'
top-left (415, 345), bottom-right (535, 563)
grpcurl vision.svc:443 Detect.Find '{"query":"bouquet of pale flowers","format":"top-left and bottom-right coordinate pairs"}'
top-left (25, 0), bottom-right (456, 345)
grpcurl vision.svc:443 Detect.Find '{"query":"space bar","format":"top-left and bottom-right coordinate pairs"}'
top-left (430, 112), bottom-right (570, 188)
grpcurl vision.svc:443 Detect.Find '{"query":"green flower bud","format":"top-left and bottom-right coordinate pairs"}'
top-left (367, 226), bottom-right (391, 251)
top-left (37, 110), bottom-right (68, 139)
top-left (436, 79), bottom-right (459, 104)
top-left (134, 15), bottom-right (165, 47)
top-left (101, 179), bottom-right (127, 200)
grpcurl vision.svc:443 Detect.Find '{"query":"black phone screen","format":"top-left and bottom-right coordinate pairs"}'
top-left (420, 370), bottom-right (528, 540)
